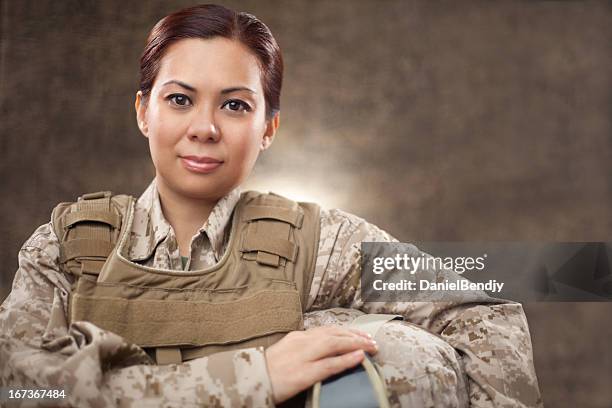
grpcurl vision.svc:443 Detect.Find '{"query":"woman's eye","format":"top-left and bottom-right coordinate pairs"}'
top-left (222, 99), bottom-right (251, 112)
top-left (167, 94), bottom-right (192, 107)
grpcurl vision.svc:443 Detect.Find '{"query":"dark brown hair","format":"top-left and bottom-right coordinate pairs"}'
top-left (139, 4), bottom-right (283, 120)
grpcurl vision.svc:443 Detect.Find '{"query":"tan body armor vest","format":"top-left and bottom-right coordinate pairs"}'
top-left (52, 190), bottom-right (321, 365)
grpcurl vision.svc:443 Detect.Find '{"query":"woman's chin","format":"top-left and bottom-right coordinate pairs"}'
top-left (176, 181), bottom-right (233, 201)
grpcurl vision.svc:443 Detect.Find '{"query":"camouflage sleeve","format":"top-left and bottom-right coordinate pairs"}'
top-left (307, 209), bottom-right (543, 408)
top-left (0, 222), bottom-right (274, 408)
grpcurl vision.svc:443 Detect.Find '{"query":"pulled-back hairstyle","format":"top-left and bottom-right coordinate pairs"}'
top-left (139, 4), bottom-right (283, 120)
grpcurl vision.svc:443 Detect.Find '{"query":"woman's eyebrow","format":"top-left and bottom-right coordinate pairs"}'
top-left (220, 86), bottom-right (256, 95)
top-left (162, 79), bottom-right (196, 92)
top-left (161, 80), bottom-right (255, 95)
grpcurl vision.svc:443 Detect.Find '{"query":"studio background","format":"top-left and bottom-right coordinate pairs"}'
top-left (1, 1), bottom-right (611, 406)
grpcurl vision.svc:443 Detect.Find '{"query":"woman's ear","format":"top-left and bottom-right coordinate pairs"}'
top-left (261, 112), bottom-right (280, 151)
top-left (135, 91), bottom-right (149, 138)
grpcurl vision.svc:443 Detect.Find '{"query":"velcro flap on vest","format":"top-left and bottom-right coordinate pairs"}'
top-left (240, 219), bottom-right (297, 264)
top-left (256, 251), bottom-right (280, 267)
top-left (63, 210), bottom-right (121, 230)
top-left (60, 239), bottom-right (114, 263)
top-left (80, 259), bottom-right (106, 276)
top-left (242, 235), bottom-right (297, 262)
top-left (242, 205), bottom-right (304, 228)
top-left (241, 233), bottom-right (297, 263)
top-left (70, 289), bottom-right (303, 348)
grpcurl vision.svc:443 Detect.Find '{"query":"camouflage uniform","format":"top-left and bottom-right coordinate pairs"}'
top-left (0, 179), bottom-right (542, 407)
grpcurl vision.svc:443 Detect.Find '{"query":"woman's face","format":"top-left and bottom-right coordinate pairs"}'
top-left (135, 37), bottom-right (278, 201)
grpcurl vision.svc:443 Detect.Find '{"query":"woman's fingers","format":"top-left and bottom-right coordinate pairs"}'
top-left (309, 325), bottom-right (373, 340)
top-left (306, 331), bottom-right (378, 360)
top-left (345, 327), bottom-right (374, 340)
top-left (330, 326), bottom-right (374, 340)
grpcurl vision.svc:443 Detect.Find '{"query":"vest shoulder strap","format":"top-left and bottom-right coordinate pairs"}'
top-left (238, 191), bottom-right (321, 310)
top-left (238, 190), bottom-right (320, 266)
top-left (52, 190), bottom-right (133, 277)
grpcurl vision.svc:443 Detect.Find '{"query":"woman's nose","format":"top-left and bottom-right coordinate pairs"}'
top-left (188, 110), bottom-right (221, 142)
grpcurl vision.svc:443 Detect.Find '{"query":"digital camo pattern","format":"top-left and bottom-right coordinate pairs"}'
top-left (304, 308), bottom-right (470, 408)
top-left (308, 209), bottom-right (543, 407)
top-left (0, 178), bottom-right (542, 407)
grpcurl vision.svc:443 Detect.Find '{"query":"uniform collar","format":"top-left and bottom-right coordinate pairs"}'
top-left (128, 178), bottom-right (241, 262)
top-left (198, 187), bottom-right (242, 259)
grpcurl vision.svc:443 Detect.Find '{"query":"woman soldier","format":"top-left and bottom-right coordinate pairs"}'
top-left (0, 4), bottom-right (542, 407)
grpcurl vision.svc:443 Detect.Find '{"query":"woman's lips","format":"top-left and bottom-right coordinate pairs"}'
top-left (180, 156), bottom-right (223, 174)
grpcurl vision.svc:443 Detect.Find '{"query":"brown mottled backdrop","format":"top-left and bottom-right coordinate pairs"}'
top-left (1, 0), bottom-right (611, 406)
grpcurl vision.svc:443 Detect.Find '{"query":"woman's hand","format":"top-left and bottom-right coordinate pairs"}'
top-left (264, 326), bottom-right (378, 404)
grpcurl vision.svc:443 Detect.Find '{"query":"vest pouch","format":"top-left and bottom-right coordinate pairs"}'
top-left (70, 277), bottom-right (304, 361)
